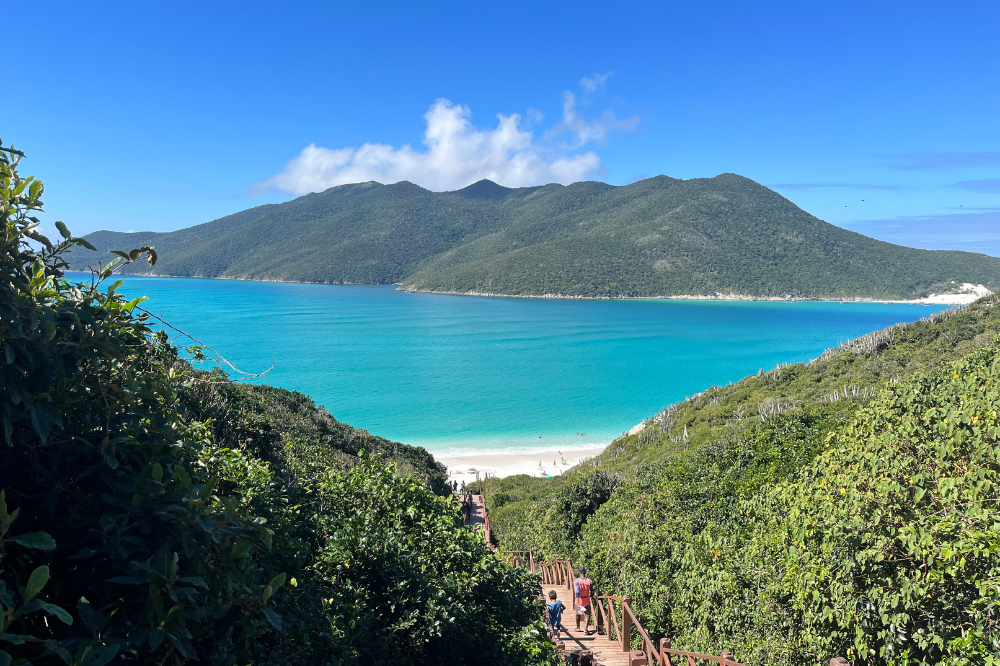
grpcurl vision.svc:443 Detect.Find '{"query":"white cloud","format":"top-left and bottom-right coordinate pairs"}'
top-left (551, 92), bottom-right (640, 148)
top-left (579, 71), bottom-right (613, 93)
top-left (256, 93), bottom-right (637, 195)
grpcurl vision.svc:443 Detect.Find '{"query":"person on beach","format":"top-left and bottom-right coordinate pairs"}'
top-left (574, 567), bottom-right (594, 634)
top-left (460, 480), bottom-right (466, 493)
top-left (545, 589), bottom-right (567, 639)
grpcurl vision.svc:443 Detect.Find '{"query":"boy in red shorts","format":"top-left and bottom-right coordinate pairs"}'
top-left (574, 567), bottom-right (594, 634)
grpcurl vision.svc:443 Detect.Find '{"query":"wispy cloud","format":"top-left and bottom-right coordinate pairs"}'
top-left (771, 182), bottom-right (908, 191)
top-left (887, 151), bottom-right (1000, 171)
top-left (256, 91), bottom-right (638, 195)
top-left (842, 211), bottom-right (1000, 257)
top-left (953, 179), bottom-right (1000, 192)
top-left (550, 92), bottom-right (640, 149)
top-left (579, 71), bottom-right (613, 93)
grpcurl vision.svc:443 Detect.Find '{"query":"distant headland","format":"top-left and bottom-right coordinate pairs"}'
top-left (70, 174), bottom-right (1000, 301)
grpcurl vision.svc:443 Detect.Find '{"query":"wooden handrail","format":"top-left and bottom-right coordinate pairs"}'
top-left (476, 489), bottom-right (496, 550)
top-left (603, 597), bottom-right (620, 644)
top-left (659, 638), bottom-right (745, 665)
top-left (625, 601), bottom-right (658, 664)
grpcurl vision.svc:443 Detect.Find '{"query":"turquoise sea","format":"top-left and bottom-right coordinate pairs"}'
top-left (96, 276), bottom-right (951, 455)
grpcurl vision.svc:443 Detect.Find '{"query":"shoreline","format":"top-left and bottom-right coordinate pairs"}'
top-left (68, 272), bottom-right (991, 306)
top-left (398, 286), bottom-right (987, 306)
top-left (435, 447), bottom-right (606, 484)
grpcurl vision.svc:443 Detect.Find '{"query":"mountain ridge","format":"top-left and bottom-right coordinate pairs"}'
top-left (70, 174), bottom-right (1000, 299)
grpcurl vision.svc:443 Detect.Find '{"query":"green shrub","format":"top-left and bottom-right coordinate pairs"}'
top-left (1, 145), bottom-right (555, 665)
top-left (779, 343), bottom-right (1000, 663)
top-left (1, 144), bottom-right (276, 665)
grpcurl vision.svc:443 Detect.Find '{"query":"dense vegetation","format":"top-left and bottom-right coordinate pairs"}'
top-left (71, 176), bottom-right (1000, 300)
top-left (480, 294), bottom-right (1000, 664)
top-left (1, 146), bottom-right (555, 665)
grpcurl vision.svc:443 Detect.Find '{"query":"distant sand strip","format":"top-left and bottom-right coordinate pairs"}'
top-left (436, 447), bottom-right (606, 484)
top-left (400, 283), bottom-right (993, 305)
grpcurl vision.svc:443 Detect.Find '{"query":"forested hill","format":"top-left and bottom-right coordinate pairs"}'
top-left (72, 174), bottom-right (1000, 299)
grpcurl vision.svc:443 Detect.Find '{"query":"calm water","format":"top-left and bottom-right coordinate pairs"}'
top-left (89, 276), bottom-right (949, 455)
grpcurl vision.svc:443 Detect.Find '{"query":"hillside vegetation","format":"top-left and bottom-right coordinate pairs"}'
top-left (71, 175), bottom-right (1000, 300)
top-left (1, 147), bottom-right (555, 665)
top-left (479, 294), bottom-right (1000, 664)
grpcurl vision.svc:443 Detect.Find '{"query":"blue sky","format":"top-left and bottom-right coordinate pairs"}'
top-left (3, 0), bottom-right (998, 254)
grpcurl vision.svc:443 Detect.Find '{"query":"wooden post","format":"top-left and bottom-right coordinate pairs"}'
top-left (529, 551), bottom-right (534, 572)
top-left (660, 637), bottom-right (671, 665)
top-left (580, 650), bottom-right (594, 666)
top-left (621, 597), bottom-right (632, 652)
top-left (630, 650), bottom-right (648, 666)
top-left (720, 651), bottom-right (735, 665)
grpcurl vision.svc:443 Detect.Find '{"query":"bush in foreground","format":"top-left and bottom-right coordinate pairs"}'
top-left (0, 144), bottom-right (554, 665)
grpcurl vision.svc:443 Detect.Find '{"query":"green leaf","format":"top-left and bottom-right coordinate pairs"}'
top-left (80, 643), bottom-right (119, 666)
top-left (231, 537), bottom-right (254, 560)
top-left (173, 465), bottom-right (192, 490)
top-left (148, 627), bottom-right (166, 650)
top-left (37, 601), bottom-right (72, 625)
top-left (54, 220), bottom-right (70, 239)
top-left (178, 576), bottom-right (208, 589)
top-left (46, 641), bottom-right (73, 665)
top-left (28, 401), bottom-right (62, 444)
top-left (103, 455), bottom-right (119, 470)
top-left (151, 463), bottom-right (163, 482)
top-left (73, 238), bottom-right (97, 251)
top-left (28, 179), bottom-right (43, 201)
top-left (266, 573), bottom-right (286, 593)
top-left (123, 296), bottom-right (148, 312)
top-left (261, 607), bottom-right (282, 631)
top-left (77, 597), bottom-right (98, 633)
top-left (7, 532), bottom-right (56, 551)
top-left (200, 476), bottom-right (218, 500)
top-left (0, 490), bottom-right (17, 530)
top-left (105, 576), bottom-right (146, 585)
top-left (0, 635), bottom-right (24, 645)
top-left (25, 565), bottom-right (50, 601)
top-left (30, 232), bottom-right (53, 249)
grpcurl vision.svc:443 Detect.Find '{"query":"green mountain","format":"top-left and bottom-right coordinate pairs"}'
top-left (72, 175), bottom-right (1000, 299)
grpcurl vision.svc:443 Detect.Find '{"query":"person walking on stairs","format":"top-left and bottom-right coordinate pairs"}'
top-left (574, 567), bottom-right (594, 635)
top-left (544, 590), bottom-right (568, 640)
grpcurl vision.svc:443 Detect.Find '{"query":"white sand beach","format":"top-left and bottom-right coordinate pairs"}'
top-left (436, 446), bottom-right (607, 486)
